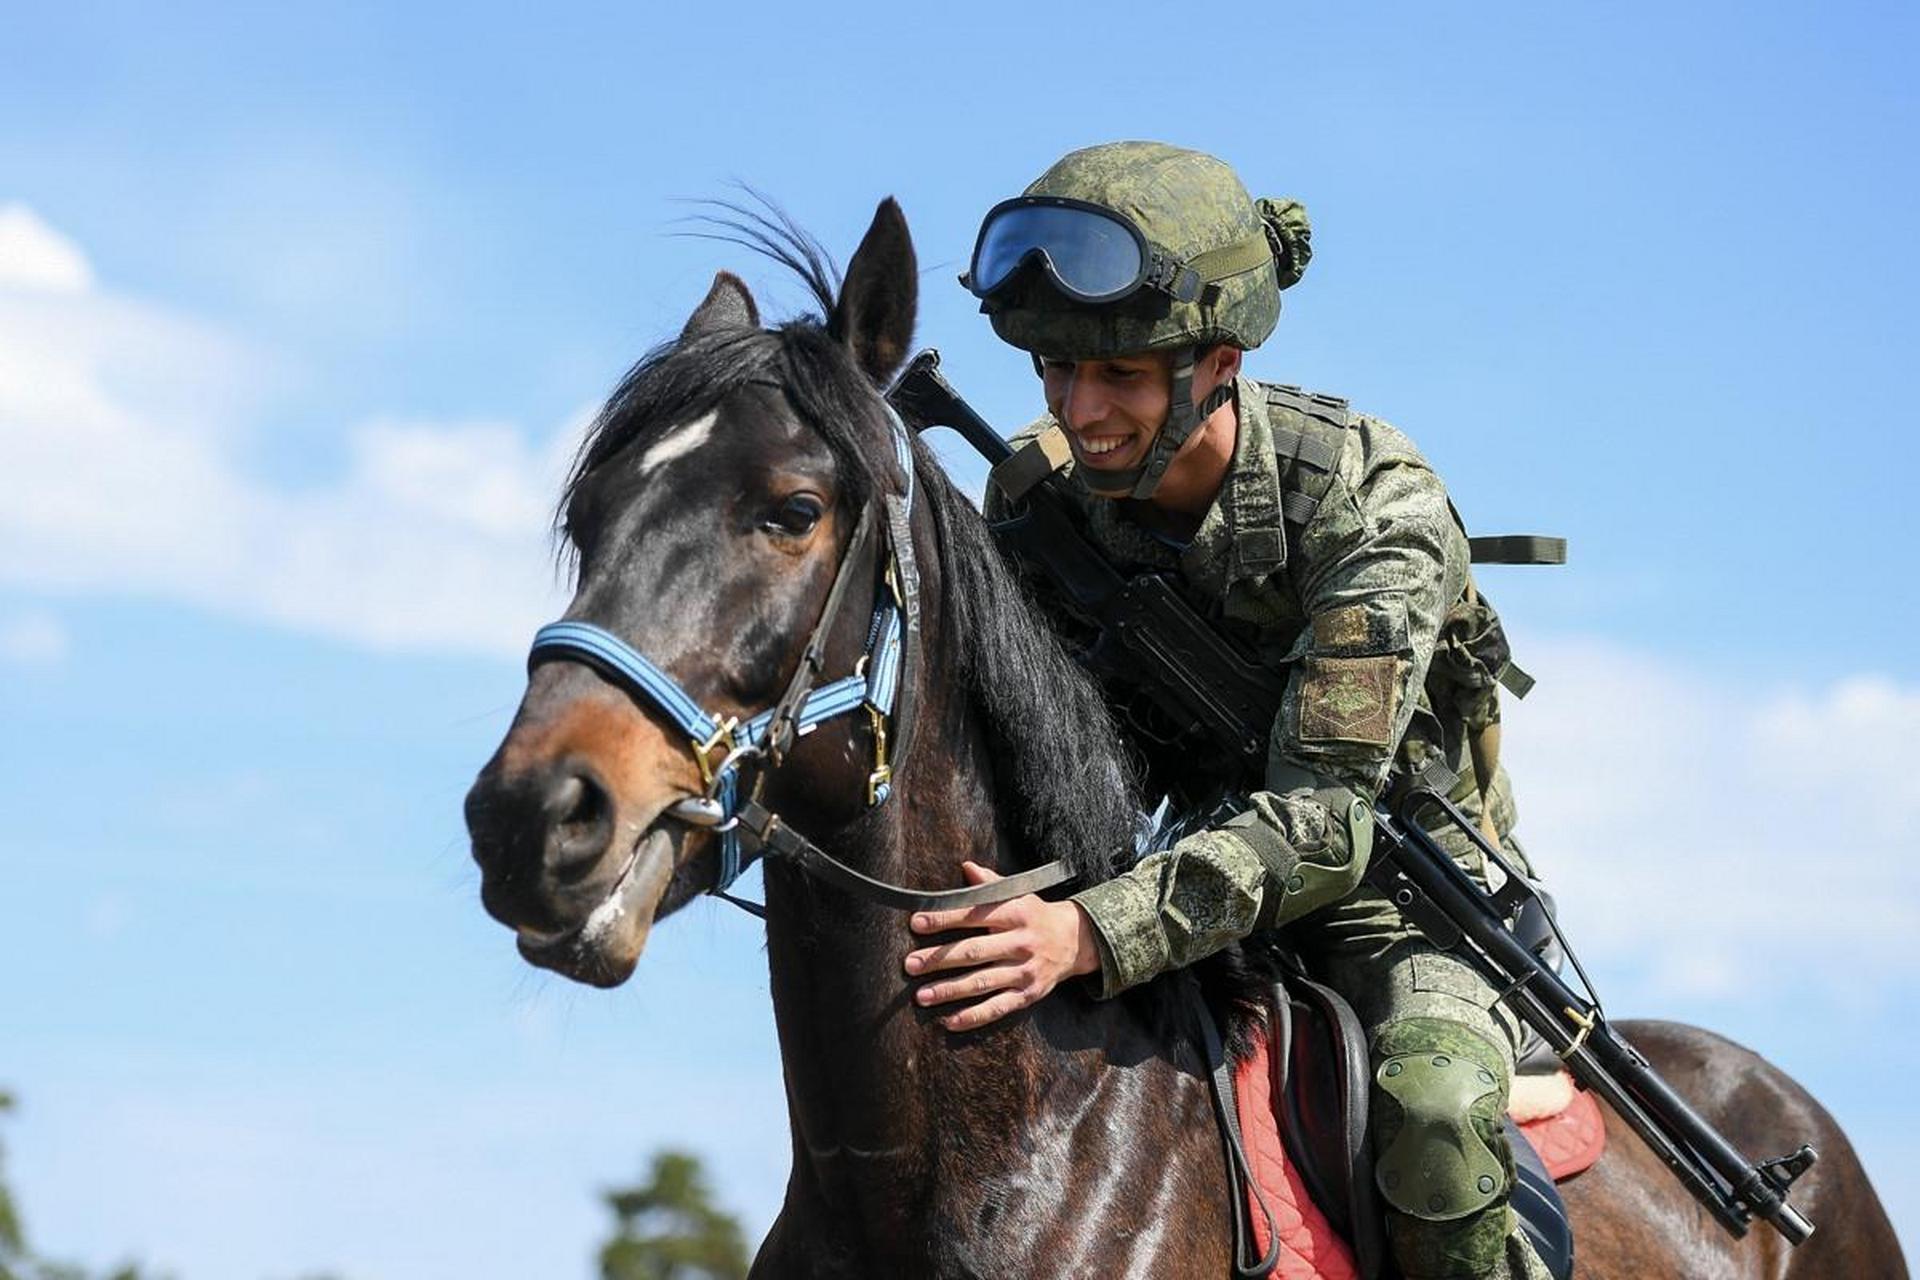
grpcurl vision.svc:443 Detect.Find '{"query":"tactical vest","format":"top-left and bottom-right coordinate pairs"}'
top-left (1259, 381), bottom-right (1548, 707)
top-left (987, 382), bottom-right (1556, 808)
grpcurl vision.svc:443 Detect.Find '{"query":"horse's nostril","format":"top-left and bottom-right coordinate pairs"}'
top-left (544, 768), bottom-right (613, 880)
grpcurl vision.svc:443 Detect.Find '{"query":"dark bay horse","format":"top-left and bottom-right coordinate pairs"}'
top-left (464, 200), bottom-right (1906, 1278)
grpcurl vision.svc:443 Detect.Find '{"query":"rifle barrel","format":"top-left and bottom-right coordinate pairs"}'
top-left (1379, 800), bottom-right (1815, 1245)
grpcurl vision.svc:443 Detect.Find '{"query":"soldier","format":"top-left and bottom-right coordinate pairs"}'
top-left (902, 141), bottom-right (1552, 1280)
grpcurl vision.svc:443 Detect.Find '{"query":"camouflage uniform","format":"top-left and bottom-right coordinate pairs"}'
top-left (987, 385), bottom-right (1544, 1280)
top-left (971, 141), bottom-right (1549, 1280)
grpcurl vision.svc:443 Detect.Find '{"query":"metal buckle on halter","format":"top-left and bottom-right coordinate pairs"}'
top-left (865, 705), bottom-right (892, 805)
top-left (692, 716), bottom-right (740, 789)
top-left (884, 557), bottom-right (903, 608)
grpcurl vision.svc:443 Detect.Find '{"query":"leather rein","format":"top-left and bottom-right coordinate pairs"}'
top-left (525, 396), bottom-right (1073, 916)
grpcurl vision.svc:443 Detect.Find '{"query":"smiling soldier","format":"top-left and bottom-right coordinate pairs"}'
top-left (902, 141), bottom-right (1551, 1280)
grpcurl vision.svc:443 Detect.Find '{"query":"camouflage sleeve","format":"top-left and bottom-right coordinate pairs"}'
top-left (1276, 416), bottom-right (1469, 797)
top-left (1071, 417), bottom-right (1468, 998)
top-left (1070, 789), bottom-right (1368, 998)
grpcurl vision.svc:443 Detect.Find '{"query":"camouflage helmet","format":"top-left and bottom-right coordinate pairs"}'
top-left (975, 141), bottom-right (1311, 361)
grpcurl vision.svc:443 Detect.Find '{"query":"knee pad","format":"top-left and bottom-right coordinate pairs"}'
top-left (1373, 1047), bottom-right (1508, 1222)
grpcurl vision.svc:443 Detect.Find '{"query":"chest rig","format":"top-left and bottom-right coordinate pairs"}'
top-left (979, 379), bottom-right (1561, 807)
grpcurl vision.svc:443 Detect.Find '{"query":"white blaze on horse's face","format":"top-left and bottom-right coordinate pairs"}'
top-left (466, 379), bottom-right (856, 990)
top-left (470, 198), bottom-right (922, 992)
top-left (635, 409), bottom-right (719, 476)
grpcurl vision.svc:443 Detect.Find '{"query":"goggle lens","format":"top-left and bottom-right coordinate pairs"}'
top-left (969, 202), bottom-right (1148, 303)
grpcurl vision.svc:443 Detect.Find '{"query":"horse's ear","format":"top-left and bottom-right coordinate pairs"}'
top-left (681, 271), bottom-right (760, 341)
top-left (831, 198), bottom-right (917, 385)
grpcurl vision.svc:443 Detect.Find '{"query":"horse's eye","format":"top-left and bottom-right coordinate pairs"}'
top-left (763, 493), bottom-right (824, 537)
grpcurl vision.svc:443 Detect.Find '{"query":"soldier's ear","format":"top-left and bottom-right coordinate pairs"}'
top-left (1208, 345), bottom-right (1244, 382)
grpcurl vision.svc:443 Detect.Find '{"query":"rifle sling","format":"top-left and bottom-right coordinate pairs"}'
top-left (989, 426), bottom-right (1073, 503)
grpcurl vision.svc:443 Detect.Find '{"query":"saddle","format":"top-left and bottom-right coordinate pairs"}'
top-left (1221, 947), bottom-right (1600, 1280)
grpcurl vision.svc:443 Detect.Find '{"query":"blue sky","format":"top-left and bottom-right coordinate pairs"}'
top-left (2, 3), bottom-right (1915, 1276)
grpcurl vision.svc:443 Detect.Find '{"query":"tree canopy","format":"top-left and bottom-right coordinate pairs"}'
top-left (598, 1150), bottom-right (749, 1280)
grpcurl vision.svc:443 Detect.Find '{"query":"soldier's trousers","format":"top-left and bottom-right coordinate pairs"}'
top-left (1292, 776), bottom-right (1546, 1280)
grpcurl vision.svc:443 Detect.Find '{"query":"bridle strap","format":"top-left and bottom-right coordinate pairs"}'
top-left (530, 621), bottom-right (718, 743)
top-left (763, 503), bottom-right (879, 763)
top-left (878, 490), bottom-right (923, 782)
top-left (735, 799), bottom-right (1074, 912)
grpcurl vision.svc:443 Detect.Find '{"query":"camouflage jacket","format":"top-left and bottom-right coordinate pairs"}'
top-left (987, 376), bottom-right (1516, 997)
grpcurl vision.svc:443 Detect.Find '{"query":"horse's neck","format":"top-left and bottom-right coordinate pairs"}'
top-left (758, 629), bottom-right (1107, 1234)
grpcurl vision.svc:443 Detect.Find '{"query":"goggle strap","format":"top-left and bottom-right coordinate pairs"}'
top-left (1186, 231), bottom-right (1276, 284)
top-left (1143, 230), bottom-right (1272, 302)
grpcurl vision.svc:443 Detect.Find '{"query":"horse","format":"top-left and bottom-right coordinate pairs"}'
top-left (464, 198), bottom-right (1907, 1279)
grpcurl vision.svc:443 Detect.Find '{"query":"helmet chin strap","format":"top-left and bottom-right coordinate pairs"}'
top-left (1076, 348), bottom-right (1236, 500)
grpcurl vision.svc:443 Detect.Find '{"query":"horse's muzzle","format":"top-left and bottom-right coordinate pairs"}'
top-left (465, 754), bottom-right (681, 985)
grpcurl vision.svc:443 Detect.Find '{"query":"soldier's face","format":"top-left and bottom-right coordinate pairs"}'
top-left (1042, 352), bottom-right (1174, 476)
top-left (1041, 348), bottom-right (1237, 481)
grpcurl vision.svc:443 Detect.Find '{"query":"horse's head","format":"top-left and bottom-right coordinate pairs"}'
top-left (466, 200), bottom-right (918, 986)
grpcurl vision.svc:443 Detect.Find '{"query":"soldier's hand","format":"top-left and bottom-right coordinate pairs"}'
top-left (904, 860), bottom-right (1100, 1033)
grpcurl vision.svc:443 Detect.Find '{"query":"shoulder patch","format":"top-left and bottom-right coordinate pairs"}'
top-left (1313, 604), bottom-right (1372, 652)
top-left (1299, 655), bottom-right (1399, 746)
top-left (1312, 598), bottom-right (1412, 656)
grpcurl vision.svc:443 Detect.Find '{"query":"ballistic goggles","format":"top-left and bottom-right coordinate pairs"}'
top-left (964, 196), bottom-right (1272, 307)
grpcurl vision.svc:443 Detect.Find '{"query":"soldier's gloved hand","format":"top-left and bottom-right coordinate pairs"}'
top-left (904, 860), bottom-right (1100, 1032)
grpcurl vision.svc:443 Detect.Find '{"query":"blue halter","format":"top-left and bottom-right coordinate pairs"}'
top-left (526, 405), bottom-right (917, 892)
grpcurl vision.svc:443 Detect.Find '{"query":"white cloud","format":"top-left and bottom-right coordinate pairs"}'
top-left (1506, 637), bottom-right (1920, 1004)
top-left (0, 205), bottom-right (576, 656)
top-left (0, 608), bottom-right (68, 665)
top-left (0, 203), bottom-right (94, 295)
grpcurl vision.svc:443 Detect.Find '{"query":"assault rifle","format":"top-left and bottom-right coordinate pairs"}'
top-left (887, 348), bottom-right (1818, 1247)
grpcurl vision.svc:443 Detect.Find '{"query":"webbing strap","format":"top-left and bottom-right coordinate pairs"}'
top-left (763, 504), bottom-right (879, 762)
top-left (1469, 536), bottom-right (1567, 566)
top-left (1193, 981), bottom-right (1281, 1278)
top-left (529, 623), bottom-right (714, 742)
top-left (1269, 423), bottom-right (1342, 472)
top-left (1188, 231), bottom-right (1278, 283)
top-left (1279, 489), bottom-right (1321, 525)
top-left (864, 607), bottom-right (905, 711)
top-left (878, 488), bottom-right (923, 786)
top-left (988, 427), bottom-right (1073, 503)
top-left (1265, 384), bottom-right (1351, 429)
top-left (740, 676), bottom-right (869, 744)
top-left (1497, 661), bottom-right (1537, 700)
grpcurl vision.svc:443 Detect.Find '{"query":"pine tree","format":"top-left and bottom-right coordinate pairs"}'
top-left (0, 1091), bottom-right (171, 1280)
top-left (1, 1091), bottom-right (32, 1280)
top-left (598, 1150), bottom-right (749, 1280)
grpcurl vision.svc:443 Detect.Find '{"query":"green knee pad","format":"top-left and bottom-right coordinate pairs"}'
top-left (1372, 1019), bottom-right (1516, 1277)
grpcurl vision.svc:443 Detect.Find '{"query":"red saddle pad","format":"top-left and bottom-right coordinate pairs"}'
top-left (1234, 1031), bottom-right (1360, 1279)
top-left (1517, 1084), bottom-right (1606, 1180)
top-left (1232, 1038), bottom-right (1606, 1278)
